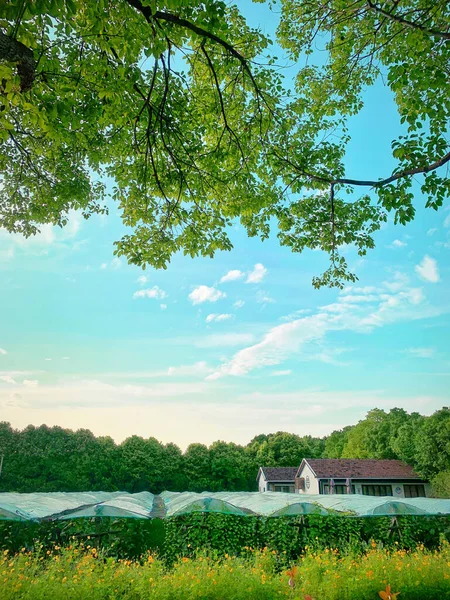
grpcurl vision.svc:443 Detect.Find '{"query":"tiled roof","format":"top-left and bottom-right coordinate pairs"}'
top-left (300, 459), bottom-right (423, 480)
top-left (259, 467), bottom-right (298, 482)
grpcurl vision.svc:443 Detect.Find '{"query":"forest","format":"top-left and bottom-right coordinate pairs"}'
top-left (0, 407), bottom-right (448, 496)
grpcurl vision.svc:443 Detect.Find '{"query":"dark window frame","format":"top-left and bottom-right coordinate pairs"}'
top-left (361, 484), bottom-right (393, 497)
top-left (404, 484), bottom-right (426, 498)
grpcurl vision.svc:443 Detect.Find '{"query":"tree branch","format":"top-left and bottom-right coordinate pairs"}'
top-left (0, 30), bottom-right (36, 91)
top-left (124, 0), bottom-right (264, 99)
top-left (366, 1), bottom-right (450, 40)
top-left (279, 149), bottom-right (450, 189)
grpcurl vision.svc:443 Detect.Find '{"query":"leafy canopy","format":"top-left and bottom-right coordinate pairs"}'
top-left (1, 0), bottom-right (449, 286)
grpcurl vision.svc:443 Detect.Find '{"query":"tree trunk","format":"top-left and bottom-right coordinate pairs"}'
top-left (0, 30), bottom-right (36, 92)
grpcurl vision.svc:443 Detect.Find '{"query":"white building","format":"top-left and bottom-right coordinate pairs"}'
top-left (256, 467), bottom-right (297, 493)
top-left (295, 458), bottom-right (430, 498)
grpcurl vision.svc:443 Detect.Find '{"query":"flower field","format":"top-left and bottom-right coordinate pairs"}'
top-left (0, 543), bottom-right (448, 599)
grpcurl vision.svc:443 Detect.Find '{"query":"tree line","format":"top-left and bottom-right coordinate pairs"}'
top-left (0, 407), bottom-right (448, 496)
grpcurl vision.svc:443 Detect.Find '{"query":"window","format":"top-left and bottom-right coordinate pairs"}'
top-left (404, 485), bottom-right (426, 498)
top-left (274, 485), bottom-right (294, 493)
top-left (322, 483), bottom-right (355, 494)
top-left (361, 484), bottom-right (393, 497)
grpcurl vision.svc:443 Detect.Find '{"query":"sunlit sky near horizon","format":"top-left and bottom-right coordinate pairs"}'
top-left (1, 1), bottom-right (449, 449)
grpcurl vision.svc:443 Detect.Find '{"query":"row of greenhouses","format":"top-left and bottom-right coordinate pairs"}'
top-left (1, 491), bottom-right (449, 522)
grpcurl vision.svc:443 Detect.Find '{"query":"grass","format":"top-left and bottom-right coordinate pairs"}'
top-left (0, 542), bottom-right (448, 599)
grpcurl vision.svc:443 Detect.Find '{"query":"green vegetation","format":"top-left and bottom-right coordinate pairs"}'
top-left (2, 512), bottom-right (449, 562)
top-left (0, 407), bottom-right (449, 495)
top-left (0, 542), bottom-right (448, 599)
top-left (1, 1), bottom-right (449, 286)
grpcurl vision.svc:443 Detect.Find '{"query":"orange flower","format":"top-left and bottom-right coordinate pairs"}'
top-left (286, 565), bottom-right (298, 588)
top-left (379, 584), bottom-right (400, 600)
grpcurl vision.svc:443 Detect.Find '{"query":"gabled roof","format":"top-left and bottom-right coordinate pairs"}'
top-left (297, 459), bottom-right (423, 480)
top-left (257, 467), bottom-right (297, 482)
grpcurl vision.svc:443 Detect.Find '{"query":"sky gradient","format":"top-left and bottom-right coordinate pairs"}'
top-left (1, 1), bottom-right (449, 448)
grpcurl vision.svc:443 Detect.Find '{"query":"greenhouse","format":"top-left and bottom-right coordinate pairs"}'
top-left (1, 491), bottom-right (449, 521)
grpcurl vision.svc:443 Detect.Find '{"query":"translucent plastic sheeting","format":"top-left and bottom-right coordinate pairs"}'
top-left (0, 491), bottom-right (449, 521)
top-left (0, 492), bottom-right (154, 522)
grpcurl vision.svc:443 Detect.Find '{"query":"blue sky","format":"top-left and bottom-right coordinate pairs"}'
top-left (0, 2), bottom-right (449, 447)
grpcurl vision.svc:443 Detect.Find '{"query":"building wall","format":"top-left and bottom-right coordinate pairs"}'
top-left (257, 472), bottom-right (267, 493)
top-left (297, 476), bottom-right (429, 497)
top-left (296, 462), bottom-right (320, 494)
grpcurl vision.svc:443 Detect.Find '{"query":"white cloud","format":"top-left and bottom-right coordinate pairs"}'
top-left (0, 375), bottom-right (16, 385)
top-left (256, 291), bottom-right (275, 304)
top-left (111, 257), bottom-right (122, 270)
top-left (0, 348), bottom-right (7, 356)
top-left (233, 300), bottom-right (245, 309)
top-left (137, 275), bottom-right (149, 285)
top-left (383, 272), bottom-right (410, 292)
top-left (389, 239), bottom-right (407, 248)
top-left (246, 263), bottom-right (267, 284)
top-left (405, 347), bottom-right (435, 359)
top-left (220, 270), bottom-right (245, 283)
top-left (23, 379), bottom-right (39, 387)
top-left (1, 210), bottom-right (82, 251)
top-left (207, 314), bottom-right (329, 379)
top-left (336, 294), bottom-right (379, 304)
top-left (415, 255), bottom-right (440, 283)
top-left (160, 304), bottom-right (167, 310)
top-left (271, 370), bottom-right (292, 377)
top-left (340, 286), bottom-right (378, 295)
top-left (62, 357), bottom-right (70, 360)
top-left (444, 213), bottom-right (450, 228)
top-left (100, 263), bottom-right (108, 270)
top-left (207, 273), bottom-right (438, 379)
top-left (427, 228), bottom-right (437, 236)
top-left (206, 313), bottom-right (233, 323)
top-left (133, 286), bottom-right (167, 300)
top-left (188, 285), bottom-right (226, 305)
top-left (44, 358), bottom-right (52, 361)
top-left (167, 361), bottom-right (213, 377)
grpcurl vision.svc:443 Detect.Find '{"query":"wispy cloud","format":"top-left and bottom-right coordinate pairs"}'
top-left (23, 379), bottom-right (39, 387)
top-left (101, 257), bottom-right (122, 270)
top-left (405, 347), bottom-right (435, 359)
top-left (233, 300), bottom-right (245, 309)
top-left (0, 375), bottom-right (16, 385)
top-left (0, 348), bottom-right (7, 356)
top-left (271, 370), bottom-right (292, 377)
top-left (167, 361), bottom-right (213, 377)
top-left (189, 285), bottom-right (226, 305)
top-left (415, 255), bottom-right (440, 283)
top-left (427, 228), bottom-right (437, 236)
top-left (256, 291), bottom-right (275, 304)
top-left (160, 303), bottom-right (167, 310)
top-left (207, 274), bottom-right (440, 379)
top-left (389, 239), bottom-right (407, 248)
top-left (133, 286), bottom-right (167, 300)
top-left (136, 275), bottom-right (148, 285)
top-left (220, 270), bottom-right (245, 283)
top-left (206, 313), bottom-right (233, 323)
top-left (246, 263), bottom-right (267, 284)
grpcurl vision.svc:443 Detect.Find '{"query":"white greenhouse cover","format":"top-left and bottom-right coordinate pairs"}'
top-left (0, 491), bottom-right (449, 521)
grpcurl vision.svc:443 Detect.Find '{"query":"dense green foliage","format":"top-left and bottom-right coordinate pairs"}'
top-left (0, 407), bottom-right (448, 495)
top-left (0, 511), bottom-right (449, 563)
top-left (0, 541), bottom-right (449, 599)
top-left (1, 1), bottom-right (449, 286)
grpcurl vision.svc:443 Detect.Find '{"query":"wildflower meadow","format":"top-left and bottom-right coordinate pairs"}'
top-left (0, 542), bottom-right (448, 599)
